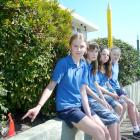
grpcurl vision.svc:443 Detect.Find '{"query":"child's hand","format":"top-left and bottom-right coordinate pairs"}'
top-left (100, 100), bottom-right (109, 109)
top-left (22, 105), bottom-right (41, 122)
top-left (112, 94), bottom-right (120, 100)
top-left (105, 101), bottom-right (112, 110)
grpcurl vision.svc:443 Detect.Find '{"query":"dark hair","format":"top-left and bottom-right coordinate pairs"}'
top-left (98, 47), bottom-right (112, 78)
top-left (85, 42), bottom-right (99, 75)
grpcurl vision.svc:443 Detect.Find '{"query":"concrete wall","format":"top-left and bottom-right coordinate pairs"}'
top-left (9, 81), bottom-right (140, 140)
top-left (123, 80), bottom-right (140, 119)
top-left (124, 80), bottom-right (140, 105)
top-left (9, 118), bottom-right (91, 140)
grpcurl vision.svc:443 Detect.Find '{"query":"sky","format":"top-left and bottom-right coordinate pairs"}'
top-left (59, 0), bottom-right (140, 48)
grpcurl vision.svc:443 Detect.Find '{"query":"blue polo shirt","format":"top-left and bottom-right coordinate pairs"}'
top-left (109, 63), bottom-right (120, 90)
top-left (52, 55), bottom-right (88, 111)
top-left (86, 62), bottom-right (99, 102)
top-left (96, 71), bottom-right (109, 89)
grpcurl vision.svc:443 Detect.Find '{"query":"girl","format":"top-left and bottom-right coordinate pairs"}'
top-left (96, 47), bottom-right (130, 140)
top-left (96, 47), bottom-right (127, 122)
top-left (110, 46), bottom-right (140, 139)
top-left (85, 42), bottom-right (121, 140)
top-left (22, 33), bottom-right (108, 140)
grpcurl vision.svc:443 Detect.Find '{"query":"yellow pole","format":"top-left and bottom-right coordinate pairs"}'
top-left (107, 3), bottom-right (113, 48)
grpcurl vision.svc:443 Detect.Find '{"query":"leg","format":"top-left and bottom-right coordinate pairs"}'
top-left (58, 107), bottom-right (106, 140)
top-left (93, 115), bottom-right (111, 140)
top-left (114, 102), bottom-right (123, 117)
top-left (73, 116), bottom-right (106, 140)
top-left (123, 96), bottom-right (140, 138)
top-left (107, 123), bottom-right (119, 140)
top-left (123, 96), bottom-right (138, 126)
top-left (89, 101), bottom-right (119, 140)
top-left (119, 99), bottom-right (127, 122)
top-left (116, 123), bottom-right (121, 140)
top-left (135, 107), bottom-right (140, 126)
top-left (120, 102), bottom-right (127, 122)
top-left (104, 95), bottom-right (123, 117)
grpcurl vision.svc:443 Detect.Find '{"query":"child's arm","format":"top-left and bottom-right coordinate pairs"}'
top-left (22, 80), bottom-right (57, 122)
top-left (98, 84), bottom-right (120, 100)
top-left (94, 82), bottom-right (106, 101)
top-left (94, 82), bottom-right (112, 109)
top-left (86, 85), bottom-right (109, 108)
top-left (106, 81), bottom-right (116, 93)
top-left (80, 85), bottom-right (92, 117)
top-left (37, 81), bottom-right (56, 107)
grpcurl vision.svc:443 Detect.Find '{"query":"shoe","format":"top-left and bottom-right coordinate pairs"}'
top-left (121, 136), bottom-right (128, 140)
top-left (132, 131), bottom-right (140, 140)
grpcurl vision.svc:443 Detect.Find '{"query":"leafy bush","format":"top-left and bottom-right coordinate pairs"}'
top-left (95, 38), bottom-right (140, 86)
top-left (0, 74), bottom-right (8, 122)
top-left (0, 0), bottom-right (72, 115)
top-left (0, 84), bottom-right (8, 117)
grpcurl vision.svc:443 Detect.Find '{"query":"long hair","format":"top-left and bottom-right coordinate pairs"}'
top-left (98, 47), bottom-right (112, 78)
top-left (85, 42), bottom-right (99, 75)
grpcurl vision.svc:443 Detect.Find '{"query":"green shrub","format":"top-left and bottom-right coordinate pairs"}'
top-left (95, 38), bottom-right (140, 86)
top-left (0, 74), bottom-right (8, 121)
top-left (0, 0), bottom-right (72, 115)
top-left (0, 84), bottom-right (8, 117)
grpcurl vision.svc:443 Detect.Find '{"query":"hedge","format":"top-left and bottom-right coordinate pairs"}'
top-left (0, 0), bottom-right (72, 116)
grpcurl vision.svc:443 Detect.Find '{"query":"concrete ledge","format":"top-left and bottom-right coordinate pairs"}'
top-left (9, 118), bottom-right (91, 140)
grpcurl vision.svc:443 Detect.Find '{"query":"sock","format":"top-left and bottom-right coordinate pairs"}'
top-left (133, 125), bottom-right (140, 133)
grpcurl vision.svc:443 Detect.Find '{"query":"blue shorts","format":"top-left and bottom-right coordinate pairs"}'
top-left (104, 95), bottom-right (125, 108)
top-left (104, 95), bottom-right (118, 108)
top-left (116, 88), bottom-right (127, 96)
top-left (57, 107), bottom-right (95, 128)
top-left (118, 98), bottom-right (126, 105)
top-left (89, 101), bottom-right (119, 125)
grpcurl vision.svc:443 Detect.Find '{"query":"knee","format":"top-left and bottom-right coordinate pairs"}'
top-left (128, 100), bottom-right (135, 109)
top-left (122, 102), bottom-right (127, 111)
top-left (119, 104), bottom-right (123, 112)
top-left (103, 126), bottom-right (110, 139)
top-left (116, 104), bottom-right (123, 115)
top-left (93, 125), bottom-right (106, 139)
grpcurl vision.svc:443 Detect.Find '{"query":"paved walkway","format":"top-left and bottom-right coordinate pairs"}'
top-left (121, 104), bottom-right (140, 140)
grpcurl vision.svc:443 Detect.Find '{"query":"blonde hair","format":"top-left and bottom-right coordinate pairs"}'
top-left (111, 46), bottom-right (121, 54)
top-left (69, 33), bottom-right (86, 46)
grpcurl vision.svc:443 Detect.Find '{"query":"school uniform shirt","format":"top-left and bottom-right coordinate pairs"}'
top-left (86, 62), bottom-right (99, 102)
top-left (96, 70), bottom-right (109, 89)
top-left (52, 55), bottom-right (88, 111)
top-left (109, 62), bottom-right (120, 90)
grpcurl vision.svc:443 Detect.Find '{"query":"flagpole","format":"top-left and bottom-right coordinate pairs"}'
top-left (137, 35), bottom-right (139, 53)
top-left (107, 3), bottom-right (113, 48)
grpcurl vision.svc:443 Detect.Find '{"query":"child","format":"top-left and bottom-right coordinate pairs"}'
top-left (22, 33), bottom-right (108, 140)
top-left (110, 46), bottom-right (140, 139)
top-left (97, 47), bottom-right (127, 122)
top-left (85, 42), bottom-right (121, 140)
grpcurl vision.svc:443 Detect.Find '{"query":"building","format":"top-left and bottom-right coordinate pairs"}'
top-left (72, 12), bottom-right (98, 40)
top-left (59, 4), bottom-right (99, 40)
